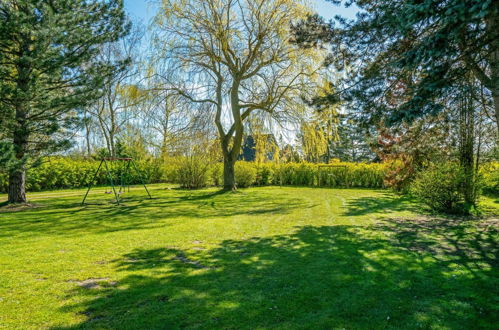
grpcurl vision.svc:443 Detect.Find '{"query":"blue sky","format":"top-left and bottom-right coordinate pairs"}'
top-left (123, 0), bottom-right (358, 25)
top-left (314, 0), bottom-right (358, 19)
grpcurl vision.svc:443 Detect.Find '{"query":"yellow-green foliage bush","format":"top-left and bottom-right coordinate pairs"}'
top-left (254, 163), bottom-right (274, 185)
top-left (481, 162), bottom-right (499, 195)
top-left (210, 163), bottom-right (223, 187)
top-left (173, 156), bottom-right (211, 189)
top-left (274, 163), bottom-right (317, 186)
top-left (235, 162), bottom-right (257, 188)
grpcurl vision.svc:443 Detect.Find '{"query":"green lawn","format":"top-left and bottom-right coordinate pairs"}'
top-left (0, 185), bottom-right (498, 329)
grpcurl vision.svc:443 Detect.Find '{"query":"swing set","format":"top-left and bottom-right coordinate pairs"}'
top-left (81, 157), bottom-right (152, 205)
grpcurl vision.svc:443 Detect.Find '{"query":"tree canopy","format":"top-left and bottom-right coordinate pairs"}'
top-left (293, 0), bottom-right (499, 134)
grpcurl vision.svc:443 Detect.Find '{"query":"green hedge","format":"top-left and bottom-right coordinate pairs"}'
top-left (270, 162), bottom-right (386, 188)
top-left (3, 157), bottom-right (494, 193)
top-left (164, 161), bottom-right (386, 189)
top-left (0, 158), bottom-right (388, 192)
top-left (0, 157), bottom-right (164, 193)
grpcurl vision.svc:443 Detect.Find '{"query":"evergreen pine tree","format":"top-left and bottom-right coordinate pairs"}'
top-left (0, 0), bottom-right (130, 203)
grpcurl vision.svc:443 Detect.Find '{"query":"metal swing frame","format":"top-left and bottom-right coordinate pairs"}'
top-left (81, 157), bottom-right (152, 205)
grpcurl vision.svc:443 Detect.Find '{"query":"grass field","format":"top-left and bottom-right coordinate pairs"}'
top-left (0, 184), bottom-right (498, 329)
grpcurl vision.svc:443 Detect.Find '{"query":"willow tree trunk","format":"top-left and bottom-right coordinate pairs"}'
top-left (220, 78), bottom-right (245, 192)
top-left (223, 157), bottom-right (236, 191)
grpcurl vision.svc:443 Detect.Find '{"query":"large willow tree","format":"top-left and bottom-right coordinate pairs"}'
top-left (154, 0), bottom-right (322, 190)
top-left (0, 0), bottom-right (129, 203)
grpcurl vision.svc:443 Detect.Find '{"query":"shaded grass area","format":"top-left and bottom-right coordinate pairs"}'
top-left (0, 185), bottom-right (497, 329)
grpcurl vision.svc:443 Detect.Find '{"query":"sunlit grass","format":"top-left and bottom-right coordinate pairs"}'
top-left (0, 185), bottom-right (497, 329)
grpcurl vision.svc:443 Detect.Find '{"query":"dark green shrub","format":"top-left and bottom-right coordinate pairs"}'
top-left (411, 162), bottom-right (469, 213)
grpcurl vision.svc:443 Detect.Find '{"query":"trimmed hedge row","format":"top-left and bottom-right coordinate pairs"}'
top-left (269, 162), bottom-right (386, 188)
top-left (165, 160), bottom-right (387, 189)
top-left (0, 157), bottom-right (497, 194)
top-left (0, 157), bottom-right (386, 192)
top-left (0, 157), bottom-right (164, 192)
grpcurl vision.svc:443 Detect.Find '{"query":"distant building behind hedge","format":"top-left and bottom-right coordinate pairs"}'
top-left (239, 134), bottom-right (278, 162)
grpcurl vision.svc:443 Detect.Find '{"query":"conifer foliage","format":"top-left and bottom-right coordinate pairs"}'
top-left (292, 0), bottom-right (499, 132)
top-left (0, 0), bottom-right (130, 203)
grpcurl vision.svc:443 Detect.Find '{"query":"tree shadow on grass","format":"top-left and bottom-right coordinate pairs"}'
top-left (55, 219), bottom-right (498, 329)
top-left (0, 189), bottom-right (307, 238)
top-left (343, 193), bottom-right (421, 216)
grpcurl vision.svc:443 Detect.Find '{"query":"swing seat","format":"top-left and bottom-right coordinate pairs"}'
top-left (105, 191), bottom-right (112, 194)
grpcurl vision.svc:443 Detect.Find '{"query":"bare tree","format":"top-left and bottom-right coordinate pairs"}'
top-left (87, 25), bottom-right (146, 157)
top-left (140, 60), bottom-right (210, 157)
top-left (154, 0), bottom-right (322, 190)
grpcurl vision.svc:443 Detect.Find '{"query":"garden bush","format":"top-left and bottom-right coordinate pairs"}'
top-left (481, 162), bottom-right (499, 195)
top-left (235, 161), bottom-right (257, 188)
top-left (174, 156), bottom-right (211, 189)
top-left (410, 162), bottom-right (468, 213)
top-left (254, 163), bottom-right (274, 185)
top-left (273, 162), bottom-right (385, 188)
top-left (210, 163), bottom-right (223, 187)
top-left (382, 159), bottom-right (415, 193)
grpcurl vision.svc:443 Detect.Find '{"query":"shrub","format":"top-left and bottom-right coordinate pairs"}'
top-left (0, 171), bottom-right (7, 192)
top-left (411, 162), bottom-right (468, 213)
top-left (136, 158), bottom-right (164, 184)
top-left (274, 163), bottom-right (316, 186)
top-left (481, 162), bottom-right (499, 195)
top-left (161, 159), bottom-right (178, 183)
top-left (383, 159), bottom-right (415, 192)
top-left (174, 156), bottom-right (210, 189)
top-left (272, 162), bottom-right (385, 188)
top-left (210, 163), bottom-right (223, 187)
top-left (235, 161), bottom-right (257, 188)
top-left (255, 163), bottom-right (274, 185)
